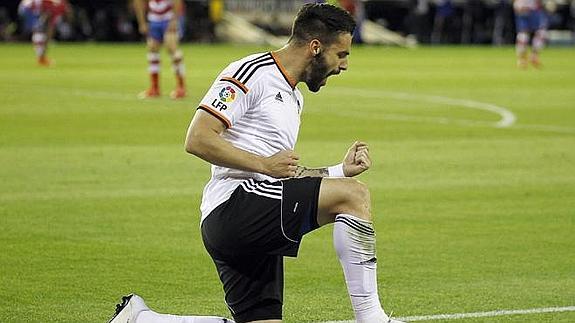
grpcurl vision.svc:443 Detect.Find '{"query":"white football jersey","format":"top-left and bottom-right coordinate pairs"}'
top-left (197, 52), bottom-right (304, 222)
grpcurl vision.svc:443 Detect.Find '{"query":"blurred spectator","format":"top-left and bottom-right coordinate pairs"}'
top-left (514, 0), bottom-right (548, 68)
top-left (1, 0), bottom-right (574, 45)
top-left (0, 7), bottom-right (17, 40)
top-left (134, 0), bottom-right (187, 99)
top-left (571, 0), bottom-right (575, 43)
top-left (412, 0), bottom-right (431, 43)
top-left (207, 0), bottom-right (223, 42)
top-left (431, 0), bottom-right (456, 44)
top-left (492, 0), bottom-right (514, 46)
top-left (339, 0), bottom-right (365, 43)
top-left (116, 9), bottom-right (136, 41)
top-left (55, 13), bottom-right (73, 40)
top-left (461, 0), bottom-right (484, 44)
top-left (93, 8), bottom-right (111, 41)
top-left (545, 0), bottom-right (562, 28)
top-left (74, 7), bottom-right (92, 40)
top-left (18, 0), bottom-right (72, 66)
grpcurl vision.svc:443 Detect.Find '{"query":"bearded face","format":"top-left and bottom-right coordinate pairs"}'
top-left (305, 52), bottom-right (332, 93)
top-left (302, 34), bottom-right (352, 92)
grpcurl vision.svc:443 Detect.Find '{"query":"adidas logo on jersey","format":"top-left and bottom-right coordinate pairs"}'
top-left (275, 92), bottom-right (283, 102)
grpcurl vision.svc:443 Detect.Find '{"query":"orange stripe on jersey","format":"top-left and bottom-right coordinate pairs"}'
top-left (270, 51), bottom-right (297, 89)
top-left (198, 104), bottom-right (232, 128)
top-left (220, 77), bottom-right (249, 94)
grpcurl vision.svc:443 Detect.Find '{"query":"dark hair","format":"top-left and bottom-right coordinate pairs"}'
top-left (289, 3), bottom-right (356, 45)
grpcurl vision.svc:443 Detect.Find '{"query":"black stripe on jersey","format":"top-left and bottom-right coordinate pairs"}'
top-left (236, 57), bottom-right (274, 84)
top-left (232, 53), bottom-right (272, 80)
top-left (237, 56), bottom-right (273, 83)
top-left (240, 61), bottom-right (276, 84)
top-left (335, 216), bottom-right (375, 236)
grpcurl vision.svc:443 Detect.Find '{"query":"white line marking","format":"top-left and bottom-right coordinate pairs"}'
top-left (320, 305), bottom-right (575, 322)
top-left (22, 86), bottom-right (575, 134)
top-left (334, 87), bottom-right (516, 128)
top-left (325, 87), bottom-right (575, 134)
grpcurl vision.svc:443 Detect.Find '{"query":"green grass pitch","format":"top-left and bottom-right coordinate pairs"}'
top-left (0, 43), bottom-right (574, 322)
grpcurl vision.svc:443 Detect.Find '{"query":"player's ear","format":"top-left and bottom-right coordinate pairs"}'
top-left (309, 39), bottom-right (322, 57)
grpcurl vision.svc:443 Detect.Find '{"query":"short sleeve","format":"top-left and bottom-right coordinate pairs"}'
top-left (197, 76), bottom-right (250, 128)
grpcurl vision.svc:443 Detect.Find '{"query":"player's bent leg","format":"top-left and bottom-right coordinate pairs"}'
top-left (317, 178), bottom-right (404, 323)
top-left (317, 177), bottom-right (371, 223)
top-left (108, 293), bottom-right (235, 323)
top-left (317, 177), bottom-right (371, 226)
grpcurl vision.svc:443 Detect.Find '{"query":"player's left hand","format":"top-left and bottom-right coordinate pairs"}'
top-left (342, 141), bottom-right (371, 177)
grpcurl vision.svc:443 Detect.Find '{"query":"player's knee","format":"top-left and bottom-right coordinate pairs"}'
top-left (164, 33), bottom-right (178, 50)
top-left (516, 32), bottom-right (529, 44)
top-left (339, 178), bottom-right (372, 220)
top-left (350, 178), bottom-right (370, 203)
top-left (167, 46), bottom-right (178, 57)
top-left (147, 40), bottom-right (160, 52)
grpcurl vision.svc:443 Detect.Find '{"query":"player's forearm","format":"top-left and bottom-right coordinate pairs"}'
top-left (294, 166), bottom-right (329, 178)
top-left (185, 128), bottom-right (267, 175)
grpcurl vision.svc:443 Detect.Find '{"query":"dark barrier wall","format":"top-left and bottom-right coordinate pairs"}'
top-left (0, 0), bottom-right (574, 44)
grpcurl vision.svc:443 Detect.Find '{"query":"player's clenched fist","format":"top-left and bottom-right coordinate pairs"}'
top-left (343, 141), bottom-right (371, 177)
top-left (263, 150), bottom-right (300, 178)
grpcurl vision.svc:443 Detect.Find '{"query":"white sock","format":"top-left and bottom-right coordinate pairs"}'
top-left (32, 32), bottom-right (47, 57)
top-left (171, 49), bottom-right (186, 76)
top-left (516, 32), bottom-right (529, 58)
top-left (137, 310), bottom-right (234, 323)
top-left (148, 52), bottom-right (161, 74)
top-left (333, 214), bottom-right (388, 323)
top-left (532, 30), bottom-right (546, 52)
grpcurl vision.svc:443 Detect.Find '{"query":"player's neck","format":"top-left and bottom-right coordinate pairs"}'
top-left (272, 44), bottom-right (309, 85)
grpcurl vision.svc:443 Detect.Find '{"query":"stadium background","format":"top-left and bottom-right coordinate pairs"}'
top-left (0, 1), bottom-right (574, 323)
top-left (0, 0), bottom-right (574, 45)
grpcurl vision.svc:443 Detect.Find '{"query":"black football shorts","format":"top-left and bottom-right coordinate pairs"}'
top-left (201, 177), bottom-right (322, 323)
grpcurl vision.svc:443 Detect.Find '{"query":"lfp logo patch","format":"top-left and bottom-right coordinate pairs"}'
top-left (219, 86), bottom-right (236, 103)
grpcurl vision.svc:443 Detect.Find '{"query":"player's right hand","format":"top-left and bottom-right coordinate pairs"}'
top-left (263, 150), bottom-right (299, 178)
top-left (139, 23), bottom-right (148, 35)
